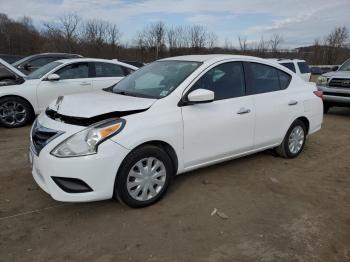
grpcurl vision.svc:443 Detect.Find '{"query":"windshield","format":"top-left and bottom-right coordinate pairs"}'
top-left (107, 61), bottom-right (201, 99)
top-left (339, 60), bottom-right (350, 71)
top-left (27, 61), bottom-right (62, 79)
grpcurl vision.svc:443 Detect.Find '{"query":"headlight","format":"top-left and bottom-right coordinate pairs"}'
top-left (51, 118), bottom-right (125, 158)
top-left (317, 76), bottom-right (328, 86)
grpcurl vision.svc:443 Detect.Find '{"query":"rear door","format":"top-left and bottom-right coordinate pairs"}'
top-left (91, 62), bottom-right (128, 90)
top-left (244, 62), bottom-right (303, 148)
top-left (36, 62), bottom-right (92, 111)
top-left (182, 61), bottom-right (255, 168)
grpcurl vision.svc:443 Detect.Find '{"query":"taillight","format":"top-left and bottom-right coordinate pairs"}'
top-left (313, 90), bottom-right (323, 100)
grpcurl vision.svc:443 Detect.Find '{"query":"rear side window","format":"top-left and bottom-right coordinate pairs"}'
top-left (246, 62), bottom-right (291, 94)
top-left (94, 62), bottom-right (124, 77)
top-left (280, 62), bottom-right (296, 73)
top-left (278, 70), bottom-right (291, 89)
top-left (298, 62), bottom-right (311, 73)
top-left (191, 62), bottom-right (245, 100)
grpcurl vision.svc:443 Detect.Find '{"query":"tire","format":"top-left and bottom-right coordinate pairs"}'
top-left (114, 145), bottom-right (174, 208)
top-left (0, 97), bottom-right (34, 128)
top-left (323, 103), bottom-right (331, 114)
top-left (276, 119), bottom-right (307, 159)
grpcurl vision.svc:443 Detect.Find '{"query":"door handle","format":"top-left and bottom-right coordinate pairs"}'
top-left (288, 100), bottom-right (298, 106)
top-left (237, 107), bottom-right (251, 115)
top-left (80, 82), bottom-right (91, 86)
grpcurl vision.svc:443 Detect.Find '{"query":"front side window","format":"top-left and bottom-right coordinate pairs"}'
top-left (191, 62), bottom-right (245, 100)
top-left (94, 62), bottom-right (124, 77)
top-left (27, 61), bottom-right (62, 79)
top-left (280, 62), bottom-right (296, 73)
top-left (298, 62), bottom-right (311, 73)
top-left (55, 63), bottom-right (89, 80)
top-left (108, 61), bottom-right (201, 99)
top-left (246, 63), bottom-right (291, 94)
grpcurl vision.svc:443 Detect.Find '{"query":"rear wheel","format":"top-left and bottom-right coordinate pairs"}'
top-left (114, 145), bottom-right (173, 208)
top-left (276, 120), bottom-right (307, 158)
top-left (0, 97), bottom-right (34, 128)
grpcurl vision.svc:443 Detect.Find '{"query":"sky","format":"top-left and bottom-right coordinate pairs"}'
top-left (1, 0), bottom-right (350, 48)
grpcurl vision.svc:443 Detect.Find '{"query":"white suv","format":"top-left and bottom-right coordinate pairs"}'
top-left (29, 55), bottom-right (323, 207)
top-left (269, 59), bottom-right (311, 82)
top-left (0, 58), bottom-right (137, 128)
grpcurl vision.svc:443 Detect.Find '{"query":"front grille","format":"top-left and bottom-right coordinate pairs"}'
top-left (328, 78), bottom-right (350, 88)
top-left (31, 121), bottom-right (63, 155)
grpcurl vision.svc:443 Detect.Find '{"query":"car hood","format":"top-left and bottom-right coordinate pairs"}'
top-left (0, 58), bottom-right (26, 78)
top-left (48, 90), bottom-right (157, 119)
top-left (323, 71), bottom-right (350, 78)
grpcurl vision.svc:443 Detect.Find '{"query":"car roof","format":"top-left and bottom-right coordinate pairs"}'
top-left (268, 58), bottom-right (306, 63)
top-left (160, 54), bottom-right (269, 63)
top-left (37, 52), bottom-right (80, 56)
top-left (56, 58), bottom-right (139, 69)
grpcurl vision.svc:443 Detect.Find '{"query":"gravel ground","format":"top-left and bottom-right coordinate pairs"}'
top-left (0, 108), bottom-right (350, 262)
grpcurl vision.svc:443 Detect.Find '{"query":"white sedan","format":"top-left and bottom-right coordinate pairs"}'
top-left (0, 58), bottom-right (137, 127)
top-left (29, 55), bottom-right (323, 207)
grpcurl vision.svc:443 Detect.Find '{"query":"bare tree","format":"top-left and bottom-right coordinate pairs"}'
top-left (256, 36), bottom-right (269, 55)
top-left (269, 33), bottom-right (283, 53)
top-left (326, 26), bottom-right (348, 48)
top-left (238, 35), bottom-right (248, 52)
top-left (59, 14), bottom-right (80, 44)
top-left (151, 21), bottom-right (166, 58)
top-left (207, 32), bottom-right (218, 49)
top-left (324, 26), bottom-right (349, 64)
top-left (138, 21), bottom-right (166, 59)
top-left (189, 25), bottom-right (207, 50)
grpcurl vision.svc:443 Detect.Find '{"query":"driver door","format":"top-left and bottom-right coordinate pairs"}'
top-left (36, 62), bottom-right (92, 111)
top-left (181, 62), bottom-right (255, 168)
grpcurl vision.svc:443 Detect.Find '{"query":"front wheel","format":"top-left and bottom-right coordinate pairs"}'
top-left (0, 97), bottom-right (34, 128)
top-left (114, 145), bottom-right (174, 208)
top-left (276, 120), bottom-right (307, 159)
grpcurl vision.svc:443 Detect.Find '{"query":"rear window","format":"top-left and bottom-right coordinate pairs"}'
top-left (298, 62), bottom-right (311, 73)
top-left (280, 62), bottom-right (296, 73)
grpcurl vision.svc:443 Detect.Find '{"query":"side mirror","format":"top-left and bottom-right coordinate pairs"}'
top-left (332, 66), bottom-right (339, 71)
top-left (47, 74), bottom-right (60, 81)
top-left (187, 89), bottom-right (214, 104)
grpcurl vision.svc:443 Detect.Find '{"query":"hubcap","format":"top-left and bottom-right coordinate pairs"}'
top-left (127, 157), bottom-right (166, 201)
top-left (288, 126), bottom-right (305, 154)
top-left (0, 101), bottom-right (27, 126)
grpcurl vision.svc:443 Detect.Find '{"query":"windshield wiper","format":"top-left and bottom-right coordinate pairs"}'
top-left (114, 91), bottom-right (133, 96)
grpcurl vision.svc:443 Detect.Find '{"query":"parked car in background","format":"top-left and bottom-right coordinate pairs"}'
top-left (29, 55), bottom-right (323, 207)
top-left (316, 58), bottom-right (350, 113)
top-left (120, 60), bottom-right (145, 68)
top-left (269, 59), bottom-right (311, 81)
top-left (0, 58), bottom-right (26, 86)
top-left (0, 54), bottom-right (24, 64)
top-left (113, 59), bottom-right (145, 68)
top-left (310, 65), bottom-right (337, 75)
top-left (0, 58), bottom-right (137, 127)
top-left (12, 53), bottom-right (82, 75)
